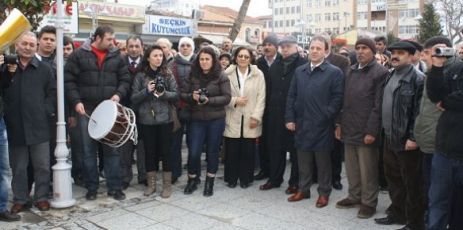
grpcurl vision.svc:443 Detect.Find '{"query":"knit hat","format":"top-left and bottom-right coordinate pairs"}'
top-left (178, 37), bottom-right (195, 51)
top-left (262, 35), bottom-right (279, 47)
top-left (355, 37), bottom-right (376, 53)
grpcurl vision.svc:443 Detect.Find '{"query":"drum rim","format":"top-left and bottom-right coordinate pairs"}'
top-left (88, 100), bottom-right (118, 139)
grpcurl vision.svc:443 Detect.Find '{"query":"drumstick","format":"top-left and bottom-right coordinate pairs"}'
top-left (84, 113), bottom-right (97, 124)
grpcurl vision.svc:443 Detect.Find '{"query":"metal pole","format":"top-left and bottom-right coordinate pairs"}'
top-left (272, 0), bottom-right (275, 33)
top-left (51, 0), bottom-right (76, 208)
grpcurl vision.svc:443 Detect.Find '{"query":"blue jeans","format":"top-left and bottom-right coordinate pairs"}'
top-left (0, 119), bottom-right (9, 211)
top-left (428, 153), bottom-right (463, 230)
top-left (78, 115), bottom-right (121, 192)
top-left (187, 118), bottom-right (225, 176)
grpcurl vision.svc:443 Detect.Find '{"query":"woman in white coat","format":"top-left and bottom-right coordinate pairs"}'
top-left (223, 46), bottom-right (266, 188)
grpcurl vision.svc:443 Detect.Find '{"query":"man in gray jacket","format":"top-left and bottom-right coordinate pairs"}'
top-left (335, 38), bottom-right (388, 219)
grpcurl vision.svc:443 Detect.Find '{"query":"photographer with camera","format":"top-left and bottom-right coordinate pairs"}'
top-left (1, 31), bottom-right (56, 214)
top-left (425, 36), bottom-right (463, 230)
top-left (180, 47), bottom-right (231, 197)
top-left (131, 45), bottom-right (178, 198)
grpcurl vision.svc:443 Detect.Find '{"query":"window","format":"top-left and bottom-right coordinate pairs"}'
top-left (245, 28), bottom-right (251, 42)
top-left (280, 8), bottom-right (283, 14)
top-left (315, 28), bottom-right (321, 33)
top-left (325, 13), bottom-right (331, 21)
top-left (275, 8), bottom-right (278, 15)
top-left (357, 0), bottom-right (367, 5)
top-left (297, 6), bottom-right (301, 13)
top-left (332, 0), bottom-right (339, 5)
top-left (399, 25), bottom-right (419, 34)
top-left (308, 0), bottom-right (312, 7)
top-left (333, 12), bottom-right (339, 21)
top-left (315, 0), bottom-right (322, 7)
top-left (307, 14), bottom-right (313, 22)
top-left (291, 6), bottom-right (295, 14)
top-left (275, 21), bottom-right (279, 28)
top-left (286, 7), bottom-right (290, 14)
top-left (357, 12), bottom-right (368, 20)
top-left (325, 0), bottom-right (331, 7)
top-left (315, 13), bottom-right (322, 22)
top-left (333, 28), bottom-right (339, 34)
top-left (280, 20), bottom-right (283, 27)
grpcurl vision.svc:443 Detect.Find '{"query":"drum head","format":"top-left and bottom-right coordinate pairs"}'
top-left (88, 100), bottom-right (118, 140)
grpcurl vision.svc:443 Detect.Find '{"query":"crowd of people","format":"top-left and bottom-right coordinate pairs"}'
top-left (0, 24), bottom-right (462, 230)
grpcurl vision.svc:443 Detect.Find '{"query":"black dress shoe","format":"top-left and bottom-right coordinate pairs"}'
top-left (122, 182), bottom-right (130, 190)
top-left (108, 190), bottom-right (126, 200)
top-left (253, 171), bottom-right (268, 180)
top-left (240, 183), bottom-right (250, 189)
top-left (396, 226), bottom-right (412, 230)
top-left (333, 181), bottom-right (343, 190)
top-left (0, 211), bottom-right (21, 222)
top-left (227, 182), bottom-right (237, 188)
top-left (259, 182), bottom-right (280, 190)
top-left (86, 191), bottom-right (98, 201)
top-left (374, 215), bottom-right (401, 225)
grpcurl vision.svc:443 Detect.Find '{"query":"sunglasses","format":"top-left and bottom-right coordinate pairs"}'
top-left (238, 54), bottom-right (250, 60)
top-left (181, 44), bottom-right (191, 47)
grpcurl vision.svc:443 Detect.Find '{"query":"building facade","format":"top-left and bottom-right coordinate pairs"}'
top-left (149, 0), bottom-right (200, 18)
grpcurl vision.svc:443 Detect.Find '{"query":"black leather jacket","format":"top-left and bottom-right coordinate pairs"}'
top-left (385, 65), bottom-right (424, 151)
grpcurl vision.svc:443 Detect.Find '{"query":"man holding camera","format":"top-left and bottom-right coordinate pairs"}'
top-left (425, 37), bottom-right (463, 230)
top-left (64, 25), bottom-right (130, 201)
top-left (1, 31), bottom-right (56, 214)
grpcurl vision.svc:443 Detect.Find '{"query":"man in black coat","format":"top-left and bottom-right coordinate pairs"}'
top-left (2, 32), bottom-right (56, 213)
top-left (255, 35), bottom-right (281, 181)
top-left (65, 25), bottom-right (130, 201)
top-left (259, 36), bottom-right (307, 194)
top-left (119, 35), bottom-right (145, 190)
top-left (374, 41), bottom-right (425, 230)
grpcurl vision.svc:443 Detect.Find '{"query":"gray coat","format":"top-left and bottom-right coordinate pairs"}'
top-left (131, 71), bottom-right (178, 125)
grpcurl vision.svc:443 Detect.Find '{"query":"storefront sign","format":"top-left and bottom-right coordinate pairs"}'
top-left (142, 15), bottom-right (194, 37)
top-left (79, 1), bottom-right (145, 23)
top-left (38, 1), bottom-right (79, 34)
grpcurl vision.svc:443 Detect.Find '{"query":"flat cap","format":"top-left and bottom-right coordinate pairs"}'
top-left (262, 35), bottom-right (279, 47)
top-left (387, 41), bottom-right (416, 55)
top-left (278, 35), bottom-right (298, 45)
top-left (402, 40), bottom-right (423, 52)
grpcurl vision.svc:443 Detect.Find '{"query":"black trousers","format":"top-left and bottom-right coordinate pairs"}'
top-left (258, 116), bottom-right (269, 174)
top-left (383, 138), bottom-right (425, 230)
top-left (139, 123), bottom-right (173, 172)
top-left (267, 148), bottom-right (298, 187)
top-left (224, 137), bottom-right (255, 185)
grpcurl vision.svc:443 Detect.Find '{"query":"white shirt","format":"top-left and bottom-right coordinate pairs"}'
top-left (128, 56), bottom-right (141, 67)
top-left (264, 53), bottom-right (277, 67)
top-left (237, 67), bottom-right (249, 96)
top-left (310, 60), bottom-right (323, 71)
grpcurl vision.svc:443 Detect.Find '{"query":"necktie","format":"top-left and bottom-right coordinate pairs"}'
top-left (129, 61), bottom-right (137, 73)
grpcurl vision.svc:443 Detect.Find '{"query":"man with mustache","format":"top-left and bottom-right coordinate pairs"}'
top-left (255, 35), bottom-right (281, 182)
top-left (374, 41), bottom-right (426, 230)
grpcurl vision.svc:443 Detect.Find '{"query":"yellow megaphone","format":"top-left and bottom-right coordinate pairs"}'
top-left (0, 8), bottom-right (32, 51)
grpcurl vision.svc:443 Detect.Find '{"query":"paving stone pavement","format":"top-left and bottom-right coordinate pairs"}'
top-left (1, 151), bottom-right (401, 230)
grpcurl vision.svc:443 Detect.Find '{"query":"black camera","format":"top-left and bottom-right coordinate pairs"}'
top-left (198, 88), bottom-right (209, 104)
top-left (155, 76), bottom-right (165, 94)
top-left (4, 54), bottom-right (17, 65)
top-left (434, 47), bottom-right (455, 57)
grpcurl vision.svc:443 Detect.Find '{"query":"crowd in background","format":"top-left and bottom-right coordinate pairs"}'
top-left (0, 24), bottom-right (463, 230)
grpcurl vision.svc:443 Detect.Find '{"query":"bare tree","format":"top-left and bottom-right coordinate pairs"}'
top-left (229, 0), bottom-right (251, 41)
top-left (433, 0), bottom-right (463, 44)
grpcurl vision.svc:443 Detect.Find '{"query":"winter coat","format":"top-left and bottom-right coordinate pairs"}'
top-left (120, 54), bottom-right (143, 108)
top-left (340, 60), bottom-right (388, 146)
top-left (264, 53), bottom-right (307, 152)
top-left (426, 58), bottom-right (463, 161)
top-left (285, 61), bottom-right (344, 152)
top-left (64, 39), bottom-right (131, 112)
top-left (384, 65), bottom-right (424, 152)
top-left (2, 57), bottom-right (56, 146)
top-left (180, 71), bottom-right (231, 121)
top-left (223, 64), bottom-right (266, 138)
top-left (131, 70), bottom-right (178, 125)
top-left (170, 54), bottom-right (195, 109)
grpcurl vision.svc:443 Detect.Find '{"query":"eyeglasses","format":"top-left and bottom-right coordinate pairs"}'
top-left (181, 44), bottom-right (191, 47)
top-left (237, 54), bottom-right (250, 60)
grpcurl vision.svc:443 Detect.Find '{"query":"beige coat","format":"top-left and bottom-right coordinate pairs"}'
top-left (223, 64), bottom-right (266, 138)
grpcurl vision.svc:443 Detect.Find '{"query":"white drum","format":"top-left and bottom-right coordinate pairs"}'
top-left (88, 100), bottom-right (137, 147)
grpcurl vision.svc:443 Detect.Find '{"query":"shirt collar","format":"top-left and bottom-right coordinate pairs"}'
top-left (129, 56), bottom-right (141, 64)
top-left (264, 53), bottom-right (277, 66)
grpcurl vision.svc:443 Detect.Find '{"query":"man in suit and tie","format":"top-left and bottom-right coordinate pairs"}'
top-left (119, 35), bottom-right (145, 189)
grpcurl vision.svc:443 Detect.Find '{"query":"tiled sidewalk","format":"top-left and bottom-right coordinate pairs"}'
top-left (1, 163), bottom-right (400, 230)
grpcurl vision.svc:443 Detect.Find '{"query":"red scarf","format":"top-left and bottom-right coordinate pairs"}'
top-left (91, 45), bottom-right (108, 69)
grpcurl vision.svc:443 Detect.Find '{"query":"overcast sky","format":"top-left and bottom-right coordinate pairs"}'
top-left (117, 0), bottom-right (272, 17)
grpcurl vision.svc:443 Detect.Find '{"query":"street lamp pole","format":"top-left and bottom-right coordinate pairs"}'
top-left (51, 0), bottom-right (76, 208)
